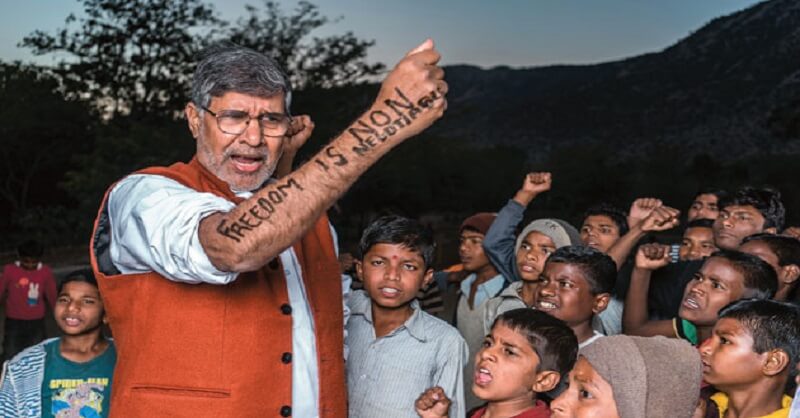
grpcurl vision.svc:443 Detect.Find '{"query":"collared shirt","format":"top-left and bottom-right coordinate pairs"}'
top-left (482, 281), bottom-right (527, 335)
top-left (108, 173), bottom-right (336, 418)
top-left (711, 392), bottom-right (792, 418)
top-left (346, 290), bottom-right (467, 418)
top-left (460, 273), bottom-right (506, 308)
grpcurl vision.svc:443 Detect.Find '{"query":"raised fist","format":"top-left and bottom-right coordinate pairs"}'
top-left (640, 206), bottom-right (680, 232)
top-left (415, 386), bottom-right (451, 418)
top-left (628, 198), bottom-right (663, 229)
top-left (283, 114), bottom-right (314, 156)
top-left (634, 243), bottom-right (672, 271)
top-left (370, 39), bottom-right (447, 141)
top-left (521, 172), bottom-right (552, 196)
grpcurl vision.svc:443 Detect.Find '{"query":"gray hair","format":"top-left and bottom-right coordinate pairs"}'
top-left (191, 42), bottom-right (292, 114)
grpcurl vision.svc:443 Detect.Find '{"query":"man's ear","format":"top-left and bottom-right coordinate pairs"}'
top-left (421, 268), bottom-right (435, 289)
top-left (354, 260), bottom-right (364, 283)
top-left (532, 370), bottom-right (561, 393)
top-left (185, 102), bottom-right (201, 139)
top-left (779, 264), bottom-right (800, 285)
top-left (762, 349), bottom-right (790, 377)
top-left (592, 293), bottom-right (611, 315)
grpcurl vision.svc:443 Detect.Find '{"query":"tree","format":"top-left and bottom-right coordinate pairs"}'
top-left (21, 0), bottom-right (221, 118)
top-left (227, 1), bottom-right (384, 90)
top-left (0, 62), bottom-right (91, 215)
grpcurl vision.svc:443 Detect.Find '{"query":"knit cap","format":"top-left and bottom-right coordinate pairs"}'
top-left (515, 218), bottom-right (582, 252)
top-left (580, 335), bottom-right (702, 418)
top-left (461, 212), bottom-right (497, 236)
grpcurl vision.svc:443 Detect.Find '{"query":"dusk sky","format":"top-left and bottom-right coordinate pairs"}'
top-left (0, 0), bottom-right (765, 69)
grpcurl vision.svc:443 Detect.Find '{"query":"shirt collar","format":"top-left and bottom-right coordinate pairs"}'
top-left (351, 291), bottom-right (428, 342)
top-left (460, 273), bottom-right (506, 298)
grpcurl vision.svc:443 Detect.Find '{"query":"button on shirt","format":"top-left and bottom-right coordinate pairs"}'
top-left (346, 290), bottom-right (467, 418)
top-left (108, 173), bottom-right (336, 418)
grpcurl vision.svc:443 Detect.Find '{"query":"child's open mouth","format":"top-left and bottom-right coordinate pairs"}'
top-left (474, 367), bottom-right (493, 385)
top-left (682, 297), bottom-right (700, 310)
top-left (537, 300), bottom-right (558, 310)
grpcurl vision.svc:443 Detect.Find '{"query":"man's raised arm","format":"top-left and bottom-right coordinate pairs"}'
top-left (199, 39), bottom-right (447, 272)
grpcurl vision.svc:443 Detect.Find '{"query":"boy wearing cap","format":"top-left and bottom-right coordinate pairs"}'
top-left (456, 212), bottom-right (504, 410)
top-left (481, 172), bottom-right (581, 333)
top-left (551, 335), bottom-right (703, 418)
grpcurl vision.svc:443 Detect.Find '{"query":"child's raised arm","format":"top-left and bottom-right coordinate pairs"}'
top-left (623, 243), bottom-right (675, 337)
top-left (483, 172), bottom-right (552, 282)
top-left (415, 386), bottom-right (451, 418)
top-left (607, 203), bottom-right (680, 269)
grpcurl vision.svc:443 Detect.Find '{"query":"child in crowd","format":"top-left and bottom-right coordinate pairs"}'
top-left (700, 299), bottom-right (798, 418)
top-left (551, 335), bottom-right (702, 418)
top-left (582, 199), bottom-right (680, 335)
top-left (534, 246), bottom-right (615, 348)
top-left (624, 247), bottom-right (776, 345)
top-left (580, 203), bottom-right (628, 255)
top-left (713, 186), bottom-right (785, 250)
top-left (346, 216), bottom-right (467, 418)
top-left (415, 308), bottom-right (578, 418)
top-left (0, 240), bottom-right (57, 361)
top-left (456, 212), bottom-right (505, 409)
top-left (481, 172), bottom-right (581, 332)
top-left (687, 187), bottom-right (728, 221)
top-left (0, 269), bottom-right (116, 417)
top-left (679, 219), bottom-right (718, 261)
top-left (739, 233), bottom-right (800, 302)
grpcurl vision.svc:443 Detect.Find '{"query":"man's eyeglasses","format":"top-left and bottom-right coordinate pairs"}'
top-left (200, 105), bottom-right (292, 137)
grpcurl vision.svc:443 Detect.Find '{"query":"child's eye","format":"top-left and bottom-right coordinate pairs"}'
top-left (520, 243), bottom-right (531, 251)
top-left (542, 248), bottom-right (554, 255)
top-left (719, 337), bottom-right (730, 345)
top-left (581, 226), bottom-right (591, 233)
top-left (711, 280), bottom-right (723, 289)
top-left (57, 297), bottom-right (69, 304)
top-left (579, 389), bottom-right (593, 399)
top-left (402, 264), bottom-right (417, 271)
top-left (559, 280), bottom-right (573, 289)
top-left (370, 260), bottom-right (384, 266)
top-left (600, 228), bottom-right (611, 234)
top-left (482, 339), bottom-right (492, 348)
top-left (83, 299), bottom-right (96, 304)
top-left (504, 348), bottom-right (516, 356)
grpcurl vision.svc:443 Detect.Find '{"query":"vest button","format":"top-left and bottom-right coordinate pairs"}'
top-left (280, 304), bottom-right (292, 315)
top-left (282, 352), bottom-right (292, 364)
top-left (280, 405), bottom-right (292, 417)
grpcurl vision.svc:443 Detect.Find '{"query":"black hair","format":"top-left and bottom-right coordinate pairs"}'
top-left (742, 233), bottom-right (800, 267)
top-left (685, 219), bottom-right (715, 230)
top-left (493, 308), bottom-right (578, 386)
top-left (17, 240), bottom-right (43, 258)
top-left (708, 250), bottom-right (777, 299)
top-left (694, 187), bottom-right (729, 202)
top-left (58, 268), bottom-right (99, 294)
top-left (718, 187), bottom-right (785, 231)
top-left (357, 215), bottom-right (436, 268)
top-left (545, 245), bottom-right (616, 295)
top-left (582, 203), bottom-right (629, 236)
top-left (719, 299), bottom-right (800, 380)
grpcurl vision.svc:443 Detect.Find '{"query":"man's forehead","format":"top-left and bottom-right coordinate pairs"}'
top-left (722, 205), bottom-right (762, 216)
top-left (209, 91), bottom-right (286, 108)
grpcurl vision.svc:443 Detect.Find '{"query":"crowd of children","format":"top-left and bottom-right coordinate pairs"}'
top-left (2, 173), bottom-right (800, 418)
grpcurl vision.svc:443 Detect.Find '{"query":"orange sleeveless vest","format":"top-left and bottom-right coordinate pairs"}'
top-left (90, 158), bottom-right (346, 417)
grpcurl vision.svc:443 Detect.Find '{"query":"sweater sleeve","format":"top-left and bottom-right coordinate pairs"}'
top-left (483, 199), bottom-right (525, 282)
